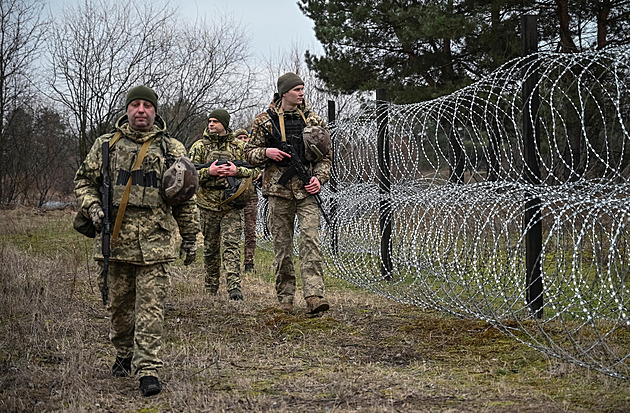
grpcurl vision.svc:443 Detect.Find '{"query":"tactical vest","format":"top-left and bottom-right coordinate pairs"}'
top-left (205, 148), bottom-right (234, 164)
top-left (267, 109), bottom-right (308, 166)
top-left (110, 136), bottom-right (166, 208)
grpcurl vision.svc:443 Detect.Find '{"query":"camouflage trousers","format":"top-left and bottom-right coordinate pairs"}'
top-left (267, 195), bottom-right (324, 303)
top-left (200, 206), bottom-right (243, 293)
top-left (242, 193), bottom-right (258, 266)
top-left (98, 261), bottom-right (170, 379)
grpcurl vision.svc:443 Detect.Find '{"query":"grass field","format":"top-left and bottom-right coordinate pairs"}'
top-left (1, 206), bottom-right (629, 412)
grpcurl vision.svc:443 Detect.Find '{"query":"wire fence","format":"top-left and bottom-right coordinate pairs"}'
top-left (256, 49), bottom-right (630, 380)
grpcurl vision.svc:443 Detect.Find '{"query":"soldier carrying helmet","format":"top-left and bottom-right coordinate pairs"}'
top-left (74, 85), bottom-right (200, 397)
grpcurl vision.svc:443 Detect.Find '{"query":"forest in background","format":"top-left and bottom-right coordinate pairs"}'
top-left (2, 0), bottom-right (629, 206)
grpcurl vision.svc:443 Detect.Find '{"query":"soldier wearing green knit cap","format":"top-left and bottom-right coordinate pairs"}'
top-left (74, 85), bottom-right (200, 397)
top-left (189, 109), bottom-right (259, 301)
top-left (244, 73), bottom-right (332, 315)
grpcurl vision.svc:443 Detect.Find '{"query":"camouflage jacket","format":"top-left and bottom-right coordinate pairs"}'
top-left (245, 97), bottom-right (331, 200)
top-left (188, 129), bottom-right (259, 212)
top-left (74, 114), bottom-right (200, 264)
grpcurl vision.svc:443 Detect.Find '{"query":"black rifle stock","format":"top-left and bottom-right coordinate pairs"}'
top-left (101, 140), bottom-right (111, 306)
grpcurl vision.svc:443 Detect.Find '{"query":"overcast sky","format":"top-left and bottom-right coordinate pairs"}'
top-left (182, 0), bottom-right (322, 58)
top-left (45, 0), bottom-right (323, 61)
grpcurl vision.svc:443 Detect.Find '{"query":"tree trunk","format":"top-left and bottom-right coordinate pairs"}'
top-left (597, 0), bottom-right (611, 50)
top-left (555, 0), bottom-right (578, 52)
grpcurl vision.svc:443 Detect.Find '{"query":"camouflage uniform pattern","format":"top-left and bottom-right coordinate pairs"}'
top-left (74, 114), bottom-right (199, 379)
top-left (101, 261), bottom-right (169, 378)
top-left (268, 195), bottom-right (324, 301)
top-left (189, 129), bottom-right (259, 294)
top-left (189, 129), bottom-right (259, 211)
top-left (199, 207), bottom-right (242, 292)
top-left (245, 97), bottom-right (330, 303)
top-left (75, 115), bottom-right (199, 264)
top-left (245, 98), bottom-right (331, 200)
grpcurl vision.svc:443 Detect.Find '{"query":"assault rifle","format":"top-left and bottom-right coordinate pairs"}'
top-left (258, 118), bottom-right (331, 227)
top-left (100, 140), bottom-right (111, 306)
top-left (277, 141), bottom-right (331, 226)
top-left (194, 160), bottom-right (257, 189)
top-left (193, 159), bottom-right (256, 170)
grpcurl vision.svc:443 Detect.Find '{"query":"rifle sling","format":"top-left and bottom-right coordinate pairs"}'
top-left (111, 137), bottom-right (154, 242)
top-left (219, 176), bottom-right (253, 207)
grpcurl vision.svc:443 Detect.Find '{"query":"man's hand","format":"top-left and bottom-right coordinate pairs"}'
top-left (208, 160), bottom-right (237, 177)
top-left (265, 148), bottom-right (290, 162)
top-left (180, 240), bottom-right (197, 266)
top-left (88, 203), bottom-right (104, 232)
top-left (304, 176), bottom-right (321, 194)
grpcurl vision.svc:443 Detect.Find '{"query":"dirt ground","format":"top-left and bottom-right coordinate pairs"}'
top-left (1, 207), bottom-right (629, 412)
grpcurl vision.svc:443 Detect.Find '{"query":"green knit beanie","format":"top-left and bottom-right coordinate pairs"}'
top-left (126, 85), bottom-right (158, 110)
top-left (277, 72), bottom-right (304, 96)
top-left (208, 108), bottom-right (231, 132)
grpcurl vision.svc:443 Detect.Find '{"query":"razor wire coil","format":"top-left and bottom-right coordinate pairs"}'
top-left (255, 49), bottom-right (630, 380)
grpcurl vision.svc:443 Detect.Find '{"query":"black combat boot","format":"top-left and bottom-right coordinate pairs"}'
top-left (229, 288), bottom-right (243, 301)
top-left (139, 376), bottom-right (162, 396)
top-left (244, 263), bottom-right (254, 273)
top-left (111, 356), bottom-right (132, 377)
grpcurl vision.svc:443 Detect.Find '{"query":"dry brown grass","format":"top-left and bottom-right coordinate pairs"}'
top-left (1, 206), bottom-right (630, 412)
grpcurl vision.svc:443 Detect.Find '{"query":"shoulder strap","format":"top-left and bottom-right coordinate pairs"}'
top-left (277, 107), bottom-right (308, 142)
top-left (111, 137), bottom-right (154, 242)
top-left (109, 131), bottom-right (123, 149)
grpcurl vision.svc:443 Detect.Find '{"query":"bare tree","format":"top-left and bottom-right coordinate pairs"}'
top-left (0, 0), bottom-right (46, 203)
top-left (31, 107), bottom-right (75, 205)
top-left (46, 0), bottom-right (176, 159)
top-left (46, 0), bottom-right (265, 154)
top-left (158, 15), bottom-right (258, 147)
top-left (261, 41), bottom-right (369, 124)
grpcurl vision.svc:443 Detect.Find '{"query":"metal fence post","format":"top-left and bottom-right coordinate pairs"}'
top-left (376, 89), bottom-right (392, 280)
top-left (522, 15), bottom-right (544, 318)
top-left (328, 100), bottom-right (338, 255)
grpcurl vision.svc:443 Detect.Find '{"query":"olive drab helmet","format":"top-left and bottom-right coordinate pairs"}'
top-left (162, 156), bottom-right (199, 206)
top-left (302, 126), bottom-right (332, 162)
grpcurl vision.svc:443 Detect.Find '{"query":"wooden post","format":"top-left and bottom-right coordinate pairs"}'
top-left (376, 89), bottom-right (392, 280)
top-left (328, 100), bottom-right (338, 255)
top-left (521, 15), bottom-right (543, 318)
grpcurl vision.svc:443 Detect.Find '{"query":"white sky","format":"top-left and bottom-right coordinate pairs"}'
top-left (45, 0), bottom-right (323, 61)
top-left (181, 0), bottom-right (323, 58)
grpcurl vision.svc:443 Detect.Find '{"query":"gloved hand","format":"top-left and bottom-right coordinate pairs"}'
top-left (180, 240), bottom-right (197, 266)
top-left (88, 203), bottom-right (104, 232)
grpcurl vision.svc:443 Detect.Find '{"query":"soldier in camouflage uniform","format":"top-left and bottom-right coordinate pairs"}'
top-left (189, 110), bottom-right (259, 301)
top-left (74, 86), bottom-right (199, 397)
top-left (234, 128), bottom-right (260, 273)
top-left (245, 73), bottom-right (331, 315)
